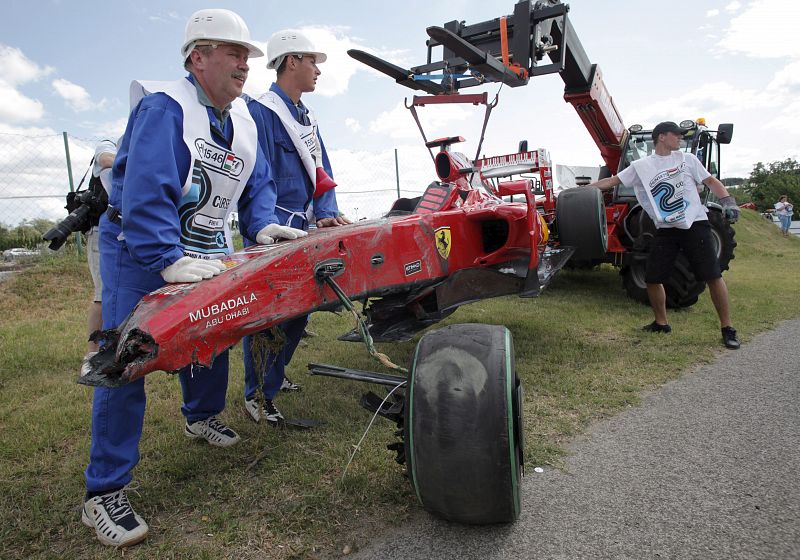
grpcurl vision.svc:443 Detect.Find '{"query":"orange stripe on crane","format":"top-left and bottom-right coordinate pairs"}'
top-left (500, 16), bottom-right (511, 67)
top-left (499, 16), bottom-right (528, 80)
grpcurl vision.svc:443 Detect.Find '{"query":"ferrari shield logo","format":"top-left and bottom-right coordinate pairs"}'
top-left (435, 226), bottom-right (451, 260)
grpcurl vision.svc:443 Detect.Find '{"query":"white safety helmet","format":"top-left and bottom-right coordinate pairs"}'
top-left (266, 29), bottom-right (327, 70)
top-left (181, 9), bottom-right (264, 60)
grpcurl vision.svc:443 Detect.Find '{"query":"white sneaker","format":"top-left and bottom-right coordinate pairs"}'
top-left (245, 397), bottom-right (263, 423)
top-left (82, 488), bottom-right (148, 547)
top-left (80, 351), bottom-right (98, 377)
top-left (264, 399), bottom-right (284, 424)
top-left (184, 415), bottom-right (240, 447)
top-left (245, 398), bottom-right (284, 425)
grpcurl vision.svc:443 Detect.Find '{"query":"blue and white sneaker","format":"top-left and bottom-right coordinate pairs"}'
top-left (245, 398), bottom-right (284, 425)
top-left (280, 376), bottom-right (301, 392)
top-left (184, 415), bottom-right (240, 447)
top-left (82, 488), bottom-right (148, 547)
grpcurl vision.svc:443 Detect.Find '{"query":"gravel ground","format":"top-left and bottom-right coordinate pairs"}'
top-left (347, 319), bottom-right (800, 560)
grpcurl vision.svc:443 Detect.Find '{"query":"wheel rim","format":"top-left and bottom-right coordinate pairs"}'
top-left (630, 263), bottom-right (647, 289)
top-left (504, 328), bottom-right (521, 519)
top-left (598, 198), bottom-right (609, 249)
top-left (709, 226), bottom-right (722, 259)
top-left (406, 343), bottom-right (422, 505)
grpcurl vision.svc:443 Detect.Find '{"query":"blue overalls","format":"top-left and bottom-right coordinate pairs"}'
top-left (85, 76), bottom-right (273, 493)
top-left (241, 83), bottom-right (339, 402)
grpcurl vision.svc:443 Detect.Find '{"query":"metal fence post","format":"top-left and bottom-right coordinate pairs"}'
top-left (394, 148), bottom-right (400, 199)
top-left (63, 131), bottom-right (83, 253)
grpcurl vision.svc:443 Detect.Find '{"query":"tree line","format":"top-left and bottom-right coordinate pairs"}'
top-left (727, 158), bottom-right (799, 216)
top-left (0, 218), bottom-right (58, 252)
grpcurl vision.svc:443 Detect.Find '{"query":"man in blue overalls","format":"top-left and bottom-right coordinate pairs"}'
top-left (243, 29), bottom-right (350, 424)
top-left (82, 9), bottom-right (277, 547)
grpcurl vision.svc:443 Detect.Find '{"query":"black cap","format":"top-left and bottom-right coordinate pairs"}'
top-left (651, 121), bottom-right (687, 142)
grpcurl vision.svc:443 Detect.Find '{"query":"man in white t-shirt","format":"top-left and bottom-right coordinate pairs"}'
top-left (590, 121), bottom-right (741, 349)
top-left (80, 139), bottom-right (117, 377)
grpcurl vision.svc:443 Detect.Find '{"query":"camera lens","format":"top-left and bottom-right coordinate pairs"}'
top-left (43, 205), bottom-right (92, 250)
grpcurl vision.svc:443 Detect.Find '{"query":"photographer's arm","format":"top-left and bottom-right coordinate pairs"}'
top-left (96, 151), bottom-right (115, 170)
top-left (93, 138), bottom-right (118, 174)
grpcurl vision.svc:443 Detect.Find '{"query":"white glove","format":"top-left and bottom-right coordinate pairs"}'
top-left (160, 256), bottom-right (226, 283)
top-left (256, 223), bottom-right (308, 245)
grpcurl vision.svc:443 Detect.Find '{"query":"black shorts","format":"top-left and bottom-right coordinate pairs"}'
top-left (645, 220), bottom-right (721, 284)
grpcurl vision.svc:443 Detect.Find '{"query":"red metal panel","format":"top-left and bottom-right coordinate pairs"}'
top-left (563, 66), bottom-right (626, 172)
top-left (114, 193), bottom-right (540, 383)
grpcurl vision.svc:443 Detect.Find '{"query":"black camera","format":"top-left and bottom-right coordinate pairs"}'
top-left (43, 176), bottom-right (109, 251)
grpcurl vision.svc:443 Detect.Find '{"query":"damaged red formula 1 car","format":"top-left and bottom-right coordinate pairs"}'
top-left (83, 0), bottom-right (610, 525)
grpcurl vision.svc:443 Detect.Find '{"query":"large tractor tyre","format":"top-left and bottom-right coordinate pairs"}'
top-left (556, 186), bottom-right (608, 262)
top-left (621, 209), bottom-right (737, 308)
top-left (405, 323), bottom-right (523, 525)
top-left (706, 208), bottom-right (737, 272)
top-left (621, 256), bottom-right (704, 309)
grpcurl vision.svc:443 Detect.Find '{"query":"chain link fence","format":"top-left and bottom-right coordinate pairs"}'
top-left (327, 146), bottom-right (435, 221)
top-left (0, 131), bottom-right (441, 244)
top-left (0, 132), bottom-right (102, 229)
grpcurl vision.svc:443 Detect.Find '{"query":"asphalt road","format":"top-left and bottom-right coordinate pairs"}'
top-left (349, 318), bottom-right (800, 560)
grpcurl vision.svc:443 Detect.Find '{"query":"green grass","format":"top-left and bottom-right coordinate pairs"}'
top-left (1, 210), bottom-right (798, 559)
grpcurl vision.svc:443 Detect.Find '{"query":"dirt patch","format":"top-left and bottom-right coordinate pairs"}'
top-left (0, 261), bottom-right (31, 283)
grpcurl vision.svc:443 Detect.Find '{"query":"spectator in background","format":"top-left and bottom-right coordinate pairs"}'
top-left (80, 139), bottom-right (117, 377)
top-left (774, 195), bottom-right (794, 237)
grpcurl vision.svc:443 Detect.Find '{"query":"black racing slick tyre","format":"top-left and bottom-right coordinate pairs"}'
top-left (556, 186), bottom-right (608, 261)
top-left (405, 323), bottom-right (523, 525)
top-left (621, 209), bottom-right (737, 308)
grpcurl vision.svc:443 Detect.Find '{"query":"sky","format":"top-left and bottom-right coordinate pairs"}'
top-left (1, 0), bottom-right (798, 225)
